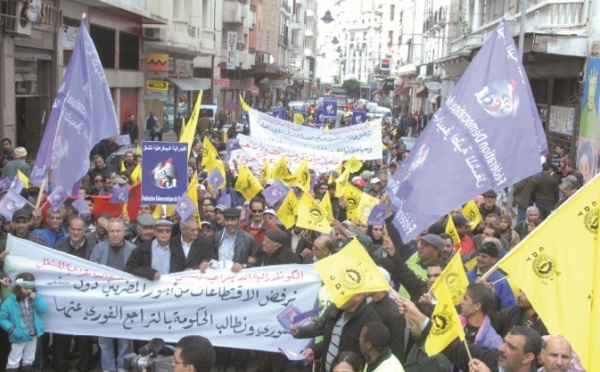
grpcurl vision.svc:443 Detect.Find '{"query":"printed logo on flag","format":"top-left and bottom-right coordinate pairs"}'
top-left (475, 79), bottom-right (518, 119)
top-left (151, 159), bottom-right (179, 189)
top-left (331, 264), bottom-right (367, 291)
top-left (430, 304), bottom-right (455, 336)
top-left (531, 251), bottom-right (559, 281)
top-left (309, 207), bottom-right (325, 224)
top-left (142, 142), bottom-right (188, 204)
top-left (583, 206), bottom-right (598, 234)
top-left (346, 196), bottom-right (359, 212)
top-left (445, 273), bottom-right (461, 292)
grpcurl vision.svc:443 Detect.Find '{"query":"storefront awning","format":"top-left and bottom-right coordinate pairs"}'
top-left (395, 87), bottom-right (410, 96)
top-left (168, 78), bottom-right (211, 91)
top-left (415, 86), bottom-right (428, 98)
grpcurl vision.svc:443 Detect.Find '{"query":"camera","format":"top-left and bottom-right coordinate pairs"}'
top-left (123, 338), bottom-right (175, 372)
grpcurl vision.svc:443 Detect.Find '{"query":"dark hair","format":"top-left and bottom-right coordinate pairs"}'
top-left (439, 233), bottom-right (452, 241)
top-left (424, 258), bottom-right (447, 270)
top-left (362, 321), bottom-right (390, 354)
top-left (374, 257), bottom-right (395, 278)
top-left (249, 196), bottom-right (266, 209)
top-left (542, 162), bottom-right (550, 171)
top-left (508, 326), bottom-right (543, 358)
top-left (176, 335), bottom-right (216, 372)
top-left (484, 225), bottom-right (502, 239)
top-left (13, 272), bottom-right (35, 300)
top-left (466, 283), bottom-right (496, 315)
top-left (91, 154), bottom-right (103, 161)
top-left (329, 351), bottom-right (363, 372)
top-left (427, 223), bottom-right (445, 235)
top-left (416, 301), bottom-right (435, 317)
top-left (68, 216), bottom-right (86, 228)
top-left (1, 138), bottom-right (12, 145)
top-left (485, 213), bottom-right (500, 224)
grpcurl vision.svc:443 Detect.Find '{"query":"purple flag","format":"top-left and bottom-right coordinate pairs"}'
top-left (217, 190), bottom-right (232, 208)
top-left (109, 185), bottom-right (129, 204)
top-left (47, 185), bottom-right (68, 212)
top-left (206, 168), bottom-right (225, 190)
top-left (367, 204), bottom-right (387, 226)
top-left (175, 193), bottom-right (197, 222)
top-left (386, 19), bottom-right (547, 242)
top-left (263, 180), bottom-right (291, 206)
top-left (322, 99), bottom-right (338, 118)
top-left (0, 190), bottom-right (27, 221)
top-left (9, 178), bottom-right (25, 195)
top-left (72, 194), bottom-right (91, 218)
top-left (117, 135), bottom-right (131, 147)
top-left (226, 138), bottom-right (241, 157)
top-left (276, 305), bottom-right (300, 330)
top-left (0, 177), bottom-right (10, 191)
top-left (30, 18), bottom-right (120, 194)
top-left (352, 110), bottom-right (366, 124)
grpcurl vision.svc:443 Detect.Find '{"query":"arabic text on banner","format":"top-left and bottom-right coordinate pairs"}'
top-left (4, 236), bottom-right (321, 353)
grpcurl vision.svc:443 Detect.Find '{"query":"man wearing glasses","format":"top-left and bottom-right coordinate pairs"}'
top-left (171, 335), bottom-right (215, 372)
top-left (126, 219), bottom-right (185, 281)
top-left (240, 196), bottom-right (279, 246)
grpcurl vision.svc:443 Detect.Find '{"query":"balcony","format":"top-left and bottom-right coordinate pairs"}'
top-left (200, 30), bottom-right (215, 50)
top-left (304, 47), bottom-right (315, 59)
top-left (289, 21), bottom-right (302, 30)
top-left (305, 9), bottom-right (317, 21)
top-left (305, 29), bottom-right (315, 38)
top-left (172, 19), bottom-right (192, 47)
top-left (280, 0), bottom-right (291, 15)
top-left (223, 0), bottom-right (243, 24)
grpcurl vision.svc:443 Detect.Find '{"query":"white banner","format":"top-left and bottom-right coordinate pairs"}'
top-left (231, 134), bottom-right (342, 176)
top-left (247, 108), bottom-right (383, 160)
top-left (3, 236), bottom-right (321, 352)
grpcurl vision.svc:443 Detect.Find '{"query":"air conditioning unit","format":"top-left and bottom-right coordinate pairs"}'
top-left (143, 27), bottom-right (167, 41)
top-left (5, 0), bottom-right (32, 36)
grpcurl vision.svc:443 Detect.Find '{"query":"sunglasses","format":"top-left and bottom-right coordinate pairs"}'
top-left (251, 209), bottom-right (264, 213)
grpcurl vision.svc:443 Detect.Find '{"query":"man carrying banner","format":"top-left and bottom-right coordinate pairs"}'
top-left (126, 220), bottom-right (185, 281)
top-left (89, 219), bottom-right (135, 372)
top-left (240, 196), bottom-right (279, 246)
top-left (169, 217), bottom-right (216, 270)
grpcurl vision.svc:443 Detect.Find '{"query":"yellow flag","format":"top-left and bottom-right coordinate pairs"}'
top-left (180, 121), bottom-right (186, 140)
top-left (432, 250), bottom-right (468, 306)
top-left (152, 204), bottom-right (163, 220)
top-left (187, 172), bottom-right (201, 224)
top-left (445, 215), bottom-right (461, 245)
top-left (271, 156), bottom-right (291, 181)
top-left (135, 145), bottom-right (142, 156)
top-left (17, 170), bottom-right (29, 189)
top-left (234, 165), bottom-right (262, 201)
top-left (344, 156), bottom-right (363, 173)
top-left (121, 203), bottom-right (129, 219)
top-left (315, 238), bottom-right (390, 307)
top-left (465, 256), bottom-right (478, 271)
top-left (181, 91), bottom-right (203, 158)
top-left (239, 94), bottom-right (251, 112)
top-left (494, 174), bottom-right (600, 370)
top-left (327, 172), bottom-right (333, 184)
top-left (334, 170), bottom-right (350, 198)
top-left (425, 281), bottom-right (466, 356)
top-left (291, 159), bottom-right (311, 191)
top-left (590, 221), bottom-right (600, 372)
top-left (320, 191), bottom-right (334, 223)
top-left (259, 158), bottom-right (270, 184)
top-left (120, 161), bottom-right (126, 173)
top-left (293, 112), bottom-right (305, 124)
top-left (462, 200), bottom-right (482, 231)
top-left (356, 192), bottom-right (379, 224)
top-left (297, 193), bottom-right (332, 234)
top-left (130, 163), bottom-right (141, 183)
top-left (276, 190), bottom-right (299, 229)
top-left (201, 135), bottom-right (219, 167)
top-left (344, 185), bottom-right (363, 221)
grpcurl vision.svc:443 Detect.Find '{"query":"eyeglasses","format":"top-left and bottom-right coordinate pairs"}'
top-left (155, 228), bottom-right (172, 234)
top-left (251, 209), bottom-right (264, 214)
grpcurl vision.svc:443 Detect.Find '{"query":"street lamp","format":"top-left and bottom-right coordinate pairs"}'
top-left (321, 10), bottom-right (334, 23)
top-left (331, 36), bottom-right (339, 45)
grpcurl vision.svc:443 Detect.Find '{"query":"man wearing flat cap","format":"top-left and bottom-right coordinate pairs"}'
top-left (396, 233), bottom-right (444, 299)
top-left (128, 214), bottom-right (156, 246)
top-left (477, 189), bottom-right (505, 220)
top-left (467, 241), bottom-right (516, 310)
top-left (200, 207), bottom-right (256, 273)
top-left (253, 229), bottom-right (299, 267)
top-left (126, 219), bottom-right (185, 280)
top-left (1, 146), bottom-right (30, 180)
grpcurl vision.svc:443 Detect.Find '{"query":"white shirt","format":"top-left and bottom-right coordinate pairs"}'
top-left (181, 237), bottom-right (192, 258)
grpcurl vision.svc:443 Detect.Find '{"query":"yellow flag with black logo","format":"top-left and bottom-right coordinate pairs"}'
top-left (494, 174), bottom-right (600, 371)
top-left (356, 192), bottom-right (379, 224)
top-left (234, 165), bottom-right (262, 201)
top-left (334, 170), bottom-right (350, 198)
top-left (135, 145), bottom-right (142, 156)
top-left (17, 170), bottom-right (29, 189)
top-left (425, 281), bottom-right (466, 356)
top-left (445, 215), bottom-right (461, 245)
top-left (315, 238), bottom-right (391, 307)
top-left (130, 163), bottom-right (142, 183)
top-left (297, 193), bottom-right (331, 234)
top-left (462, 200), bottom-right (482, 231)
top-left (259, 158), bottom-right (270, 184)
top-left (291, 159), bottom-right (311, 191)
top-left (201, 135), bottom-right (219, 167)
top-left (344, 156), bottom-right (363, 173)
top-left (187, 172), bottom-right (201, 225)
top-left (276, 190), bottom-right (299, 229)
top-left (320, 191), bottom-right (334, 223)
top-left (271, 156), bottom-right (291, 181)
top-left (432, 250), bottom-right (468, 306)
top-left (344, 185), bottom-right (363, 221)
top-left (181, 91), bottom-right (203, 158)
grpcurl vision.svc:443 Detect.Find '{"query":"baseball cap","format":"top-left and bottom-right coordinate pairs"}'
top-left (452, 214), bottom-right (472, 227)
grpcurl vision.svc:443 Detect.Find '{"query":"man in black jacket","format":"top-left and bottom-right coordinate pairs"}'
top-left (252, 229), bottom-right (299, 267)
top-left (169, 218), bottom-right (216, 270)
top-left (291, 293), bottom-right (380, 372)
top-left (126, 220), bottom-right (185, 280)
top-left (488, 290), bottom-right (548, 338)
top-left (121, 114), bottom-right (139, 146)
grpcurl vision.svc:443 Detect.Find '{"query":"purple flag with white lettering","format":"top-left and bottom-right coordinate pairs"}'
top-left (72, 194), bottom-right (91, 218)
top-left (206, 168), bottom-right (225, 190)
top-left (109, 185), bottom-right (129, 204)
top-left (30, 17), bottom-right (119, 194)
top-left (117, 135), bottom-right (131, 147)
top-left (367, 205), bottom-right (387, 226)
top-left (176, 193), bottom-right (197, 222)
top-left (0, 190), bottom-right (27, 221)
top-left (386, 19), bottom-right (547, 242)
top-left (47, 185), bottom-right (68, 212)
top-left (263, 180), bottom-right (291, 206)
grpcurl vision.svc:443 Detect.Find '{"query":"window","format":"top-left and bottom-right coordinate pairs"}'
top-left (62, 17), bottom-right (80, 66)
top-left (390, 4), bottom-right (395, 21)
top-left (90, 25), bottom-right (116, 69)
top-left (119, 32), bottom-right (139, 70)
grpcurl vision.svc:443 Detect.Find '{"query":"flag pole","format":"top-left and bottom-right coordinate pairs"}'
top-left (35, 179), bottom-right (46, 209)
top-left (463, 340), bottom-right (473, 361)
